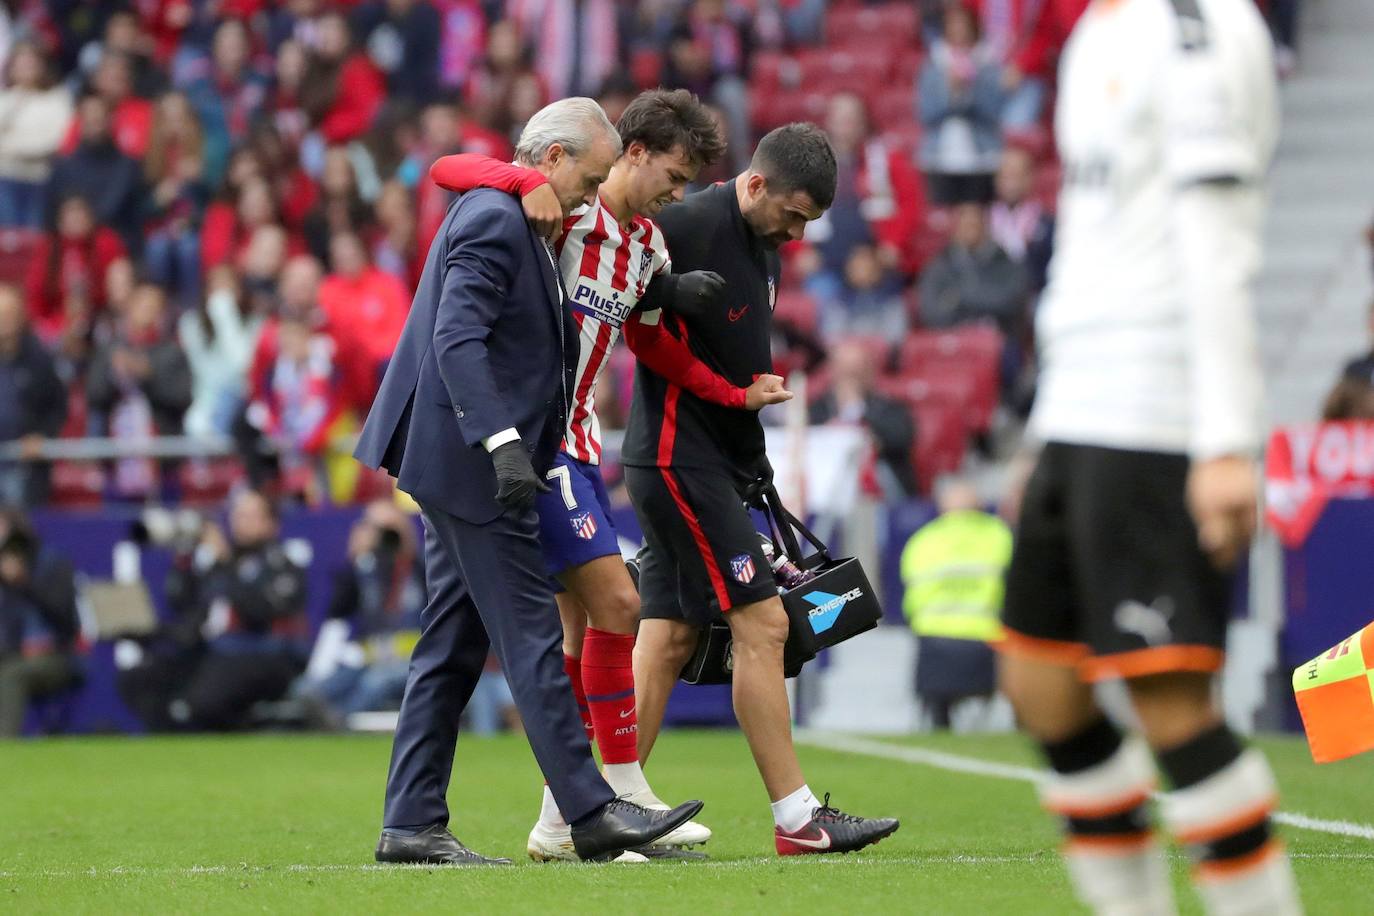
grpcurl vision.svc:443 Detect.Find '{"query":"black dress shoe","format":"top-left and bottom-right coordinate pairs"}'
top-left (375, 825), bottom-right (512, 865)
top-left (570, 798), bottom-right (704, 863)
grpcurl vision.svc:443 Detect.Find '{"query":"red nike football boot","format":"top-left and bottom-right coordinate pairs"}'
top-left (775, 793), bottom-right (900, 856)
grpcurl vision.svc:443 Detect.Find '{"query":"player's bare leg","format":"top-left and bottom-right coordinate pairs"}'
top-left (1000, 651), bottom-right (1175, 915)
top-left (557, 593), bottom-right (589, 659)
top-left (1128, 672), bottom-right (1301, 916)
top-left (633, 617), bottom-right (699, 765)
top-left (725, 597), bottom-right (804, 799)
top-left (529, 557), bottom-right (710, 858)
top-left (528, 590), bottom-right (615, 862)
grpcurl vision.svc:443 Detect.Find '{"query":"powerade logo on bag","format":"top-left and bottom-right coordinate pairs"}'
top-left (803, 588), bottom-right (864, 634)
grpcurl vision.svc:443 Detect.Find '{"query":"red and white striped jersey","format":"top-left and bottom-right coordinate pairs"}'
top-left (556, 198), bottom-right (671, 464)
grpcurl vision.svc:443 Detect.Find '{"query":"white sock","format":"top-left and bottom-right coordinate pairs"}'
top-left (538, 784), bottom-right (567, 830)
top-left (603, 762), bottom-right (654, 800)
top-left (771, 784), bottom-right (820, 833)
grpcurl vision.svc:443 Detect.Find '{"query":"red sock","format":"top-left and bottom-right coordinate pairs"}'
top-left (564, 653), bottom-right (594, 742)
top-left (581, 628), bottom-right (639, 765)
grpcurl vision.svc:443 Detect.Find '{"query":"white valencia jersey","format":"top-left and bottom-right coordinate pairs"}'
top-left (1031, 0), bottom-right (1278, 457)
top-left (557, 198), bottom-right (671, 464)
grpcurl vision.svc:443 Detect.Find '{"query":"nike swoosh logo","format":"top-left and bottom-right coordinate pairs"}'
top-left (619, 709), bottom-right (633, 718)
top-left (786, 828), bottom-right (831, 849)
top-left (728, 306), bottom-right (749, 322)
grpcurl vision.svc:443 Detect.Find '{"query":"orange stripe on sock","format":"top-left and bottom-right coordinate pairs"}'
top-left (1196, 840), bottom-right (1283, 881)
top-left (1044, 787), bottom-right (1153, 819)
top-left (1063, 831), bottom-right (1154, 855)
top-left (995, 626), bottom-right (1091, 667)
top-left (1174, 796), bottom-right (1277, 846)
top-left (1080, 645), bottom-right (1225, 682)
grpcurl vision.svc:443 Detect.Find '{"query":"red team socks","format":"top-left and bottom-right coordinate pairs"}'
top-left (580, 628), bottom-right (639, 765)
top-left (563, 653), bottom-right (595, 740)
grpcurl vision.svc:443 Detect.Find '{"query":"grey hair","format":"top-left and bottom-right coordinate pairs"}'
top-left (514, 97), bottom-right (621, 166)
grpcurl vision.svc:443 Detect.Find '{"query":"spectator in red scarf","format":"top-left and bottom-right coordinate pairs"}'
top-left (184, 19), bottom-right (270, 188)
top-left (143, 92), bottom-right (211, 309)
top-left (301, 12), bottom-right (385, 145)
top-left (24, 193), bottom-right (127, 343)
top-left (318, 229), bottom-right (409, 371)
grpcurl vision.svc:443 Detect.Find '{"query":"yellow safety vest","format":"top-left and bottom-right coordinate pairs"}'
top-left (900, 510), bottom-right (1012, 643)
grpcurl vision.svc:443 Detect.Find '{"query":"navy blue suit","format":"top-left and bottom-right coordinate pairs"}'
top-left (356, 189), bottom-right (614, 828)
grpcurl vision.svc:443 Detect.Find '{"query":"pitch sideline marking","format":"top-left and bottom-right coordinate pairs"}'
top-left (795, 731), bottom-right (1374, 842)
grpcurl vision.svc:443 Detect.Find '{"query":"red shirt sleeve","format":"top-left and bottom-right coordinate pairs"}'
top-left (623, 309), bottom-right (747, 409)
top-left (429, 153), bottom-right (549, 197)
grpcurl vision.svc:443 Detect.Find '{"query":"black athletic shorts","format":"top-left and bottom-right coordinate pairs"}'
top-left (624, 464), bottom-right (778, 624)
top-left (999, 442), bottom-right (1232, 682)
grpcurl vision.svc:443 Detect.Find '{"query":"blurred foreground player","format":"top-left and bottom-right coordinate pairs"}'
top-left (996, 1), bottom-right (1298, 914)
top-left (355, 98), bottom-right (701, 866)
top-left (622, 124), bottom-right (899, 855)
top-left (430, 89), bottom-right (791, 860)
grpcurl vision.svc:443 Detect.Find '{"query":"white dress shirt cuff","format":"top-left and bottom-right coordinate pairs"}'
top-left (481, 428), bottom-right (520, 452)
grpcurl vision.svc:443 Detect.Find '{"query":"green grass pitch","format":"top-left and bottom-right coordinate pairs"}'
top-left (2, 730), bottom-right (1369, 914)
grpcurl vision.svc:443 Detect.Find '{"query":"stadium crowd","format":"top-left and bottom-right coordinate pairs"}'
top-left (0, 0), bottom-right (1304, 734)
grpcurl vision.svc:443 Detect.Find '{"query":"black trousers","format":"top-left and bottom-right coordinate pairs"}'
top-left (380, 501), bottom-right (614, 830)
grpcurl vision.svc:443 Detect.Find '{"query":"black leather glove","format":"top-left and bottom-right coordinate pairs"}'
top-left (647, 270), bottom-right (728, 319)
top-left (491, 441), bottom-right (548, 511)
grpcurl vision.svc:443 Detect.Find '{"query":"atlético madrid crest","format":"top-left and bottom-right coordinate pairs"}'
top-left (730, 553), bottom-right (756, 584)
top-left (571, 512), bottom-right (598, 540)
top-left (768, 276), bottom-right (777, 310)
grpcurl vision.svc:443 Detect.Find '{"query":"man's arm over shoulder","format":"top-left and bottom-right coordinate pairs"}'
top-left (433, 192), bottom-right (532, 448)
top-left (430, 153), bottom-right (548, 197)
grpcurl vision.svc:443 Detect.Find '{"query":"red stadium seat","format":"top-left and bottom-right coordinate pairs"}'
top-left (0, 228), bottom-right (39, 285)
top-left (868, 86), bottom-right (916, 134)
top-left (795, 48), bottom-right (891, 96)
top-left (878, 372), bottom-right (977, 410)
top-left (910, 403), bottom-right (969, 494)
top-left (61, 382), bottom-right (88, 438)
top-left (825, 4), bottom-right (920, 50)
top-left (896, 326), bottom-right (1004, 432)
top-left (751, 51), bottom-right (798, 91)
top-left (178, 457), bottom-right (245, 506)
top-left (50, 461), bottom-right (105, 509)
top-left (891, 48), bottom-right (925, 85)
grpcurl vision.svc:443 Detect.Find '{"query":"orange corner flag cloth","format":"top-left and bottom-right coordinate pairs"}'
top-left (1292, 621), bottom-right (1374, 763)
